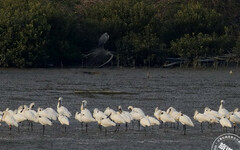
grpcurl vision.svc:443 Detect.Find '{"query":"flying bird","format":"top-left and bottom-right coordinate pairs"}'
top-left (85, 32), bottom-right (114, 68)
top-left (98, 32), bottom-right (109, 48)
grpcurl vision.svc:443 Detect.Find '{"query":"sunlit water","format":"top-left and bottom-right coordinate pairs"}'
top-left (0, 68), bottom-right (239, 149)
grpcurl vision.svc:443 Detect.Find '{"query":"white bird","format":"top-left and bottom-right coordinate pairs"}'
top-left (204, 107), bottom-right (221, 119)
top-left (57, 97), bottom-right (72, 118)
top-left (227, 112), bottom-right (240, 133)
top-left (154, 107), bottom-right (160, 119)
top-left (118, 106), bottom-right (133, 120)
top-left (29, 102), bottom-right (37, 116)
top-left (13, 105), bottom-right (26, 131)
top-left (166, 107), bottom-right (180, 121)
top-left (38, 115), bottom-right (52, 134)
top-left (128, 106), bottom-right (145, 129)
top-left (75, 111), bottom-right (86, 130)
top-left (218, 100), bottom-right (229, 117)
top-left (219, 116), bottom-right (232, 132)
top-left (93, 108), bottom-right (107, 131)
top-left (203, 108), bottom-right (220, 124)
top-left (44, 107), bottom-right (58, 120)
top-left (5, 108), bottom-right (15, 116)
top-left (93, 108), bottom-right (107, 122)
top-left (17, 106), bottom-right (24, 114)
top-left (159, 110), bottom-right (175, 131)
top-left (79, 112), bottom-right (95, 132)
top-left (118, 106), bottom-right (132, 130)
top-left (193, 110), bottom-right (210, 132)
top-left (159, 110), bottom-right (176, 132)
top-left (12, 109), bottom-right (26, 132)
top-left (80, 100), bottom-right (93, 117)
top-left (98, 115), bottom-right (116, 136)
top-left (140, 116), bottom-right (151, 127)
top-left (233, 108), bottom-right (240, 118)
top-left (2, 111), bottom-right (18, 133)
top-left (104, 107), bottom-right (115, 116)
top-left (178, 112), bottom-right (194, 135)
top-left (37, 107), bottom-right (52, 120)
top-left (147, 115), bottom-right (160, 126)
top-left (128, 106), bottom-right (145, 117)
top-left (166, 107), bottom-right (180, 128)
top-left (107, 109), bottom-right (125, 132)
top-left (58, 114), bottom-right (69, 132)
top-left (13, 110), bottom-right (27, 123)
top-left (22, 105), bottom-right (38, 122)
top-left (75, 112), bottom-right (82, 123)
top-left (22, 105), bottom-right (38, 131)
top-left (79, 100), bottom-right (95, 132)
top-left (140, 116), bottom-right (151, 135)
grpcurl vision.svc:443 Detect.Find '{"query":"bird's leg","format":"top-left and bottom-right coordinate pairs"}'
top-left (159, 121), bottom-right (163, 129)
top-left (132, 121), bottom-right (134, 129)
top-left (86, 123), bottom-right (88, 133)
top-left (98, 124), bottom-right (102, 131)
top-left (105, 128), bottom-right (107, 136)
top-left (114, 124), bottom-right (118, 132)
top-left (65, 125), bottom-right (67, 133)
top-left (164, 123), bottom-right (167, 133)
top-left (125, 123), bottom-right (128, 131)
top-left (31, 122), bottom-right (33, 132)
top-left (201, 123), bottom-right (203, 133)
top-left (183, 125), bottom-right (186, 135)
top-left (43, 125), bottom-right (45, 135)
top-left (234, 124), bottom-right (236, 134)
top-left (28, 121), bottom-right (30, 131)
top-left (225, 127), bottom-right (227, 133)
top-left (18, 125), bottom-right (20, 132)
top-left (81, 122), bottom-right (83, 130)
top-left (118, 124), bottom-right (120, 132)
top-left (144, 127), bottom-right (147, 136)
top-left (9, 125), bottom-right (12, 135)
top-left (177, 122), bottom-right (179, 130)
top-left (138, 121), bottom-right (140, 130)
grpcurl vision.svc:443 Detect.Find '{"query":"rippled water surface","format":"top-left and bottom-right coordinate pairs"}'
top-left (0, 68), bottom-right (239, 149)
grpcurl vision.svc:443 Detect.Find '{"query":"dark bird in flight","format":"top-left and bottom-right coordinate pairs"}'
top-left (85, 33), bottom-right (113, 68)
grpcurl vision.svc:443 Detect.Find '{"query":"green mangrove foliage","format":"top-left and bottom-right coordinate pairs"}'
top-left (0, 0), bottom-right (52, 67)
top-left (0, 0), bottom-right (239, 67)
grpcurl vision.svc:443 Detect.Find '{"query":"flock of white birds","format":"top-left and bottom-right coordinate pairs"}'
top-left (0, 98), bottom-right (240, 135)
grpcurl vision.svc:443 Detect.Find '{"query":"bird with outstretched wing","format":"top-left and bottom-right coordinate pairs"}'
top-left (85, 32), bottom-right (113, 68)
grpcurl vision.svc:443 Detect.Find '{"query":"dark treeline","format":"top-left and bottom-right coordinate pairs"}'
top-left (0, 0), bottom-right (240, 68)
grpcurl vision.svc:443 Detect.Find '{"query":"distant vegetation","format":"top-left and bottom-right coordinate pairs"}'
top-left (0, 0), bottom-right (239, 67)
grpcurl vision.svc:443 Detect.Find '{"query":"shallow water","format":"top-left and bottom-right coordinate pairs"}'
top-left (0, 68), bottom-right (239, 149)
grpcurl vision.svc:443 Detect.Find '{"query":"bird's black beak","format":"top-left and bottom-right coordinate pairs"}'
top-left (119, 108), bottom-right (122, 113)
top-left (107, 113), bottom-right (112, 118)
